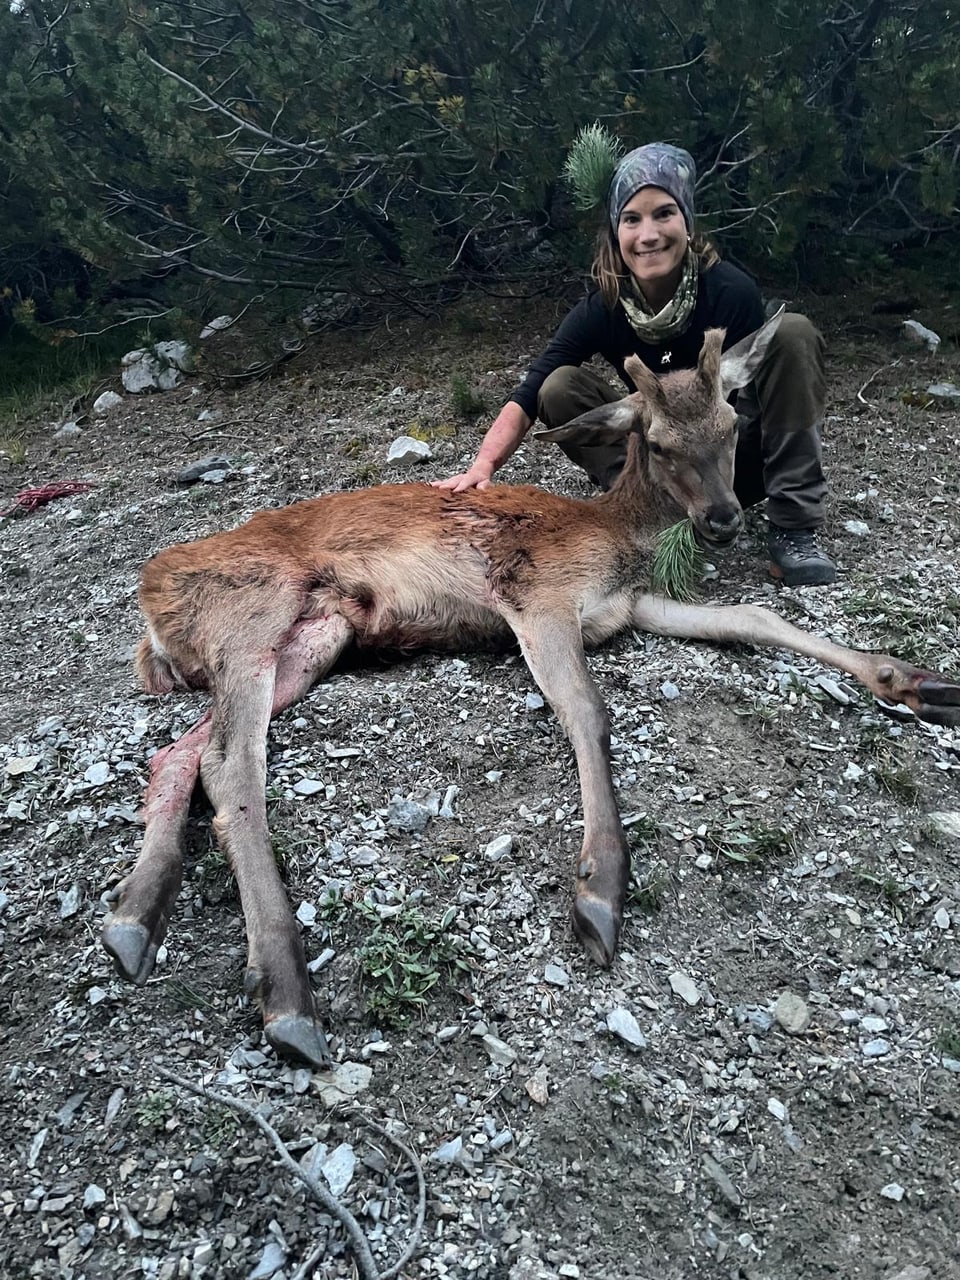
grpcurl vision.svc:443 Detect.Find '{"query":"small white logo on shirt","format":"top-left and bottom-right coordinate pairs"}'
top-left (660, 350), bottom-right (672, 366)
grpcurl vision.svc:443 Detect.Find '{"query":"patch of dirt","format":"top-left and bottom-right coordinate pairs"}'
top-left (0, 292), bottom-right (958, 1280)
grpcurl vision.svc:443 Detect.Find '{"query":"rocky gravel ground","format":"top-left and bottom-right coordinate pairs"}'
top-left (0, 291), bottom-right (958, 1280)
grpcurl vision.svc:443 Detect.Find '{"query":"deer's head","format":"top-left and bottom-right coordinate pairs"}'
top-left (537, 310), bottom-right (783, 553)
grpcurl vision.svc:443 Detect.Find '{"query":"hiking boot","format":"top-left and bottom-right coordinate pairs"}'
top-left (767, 525), bottom-right (836, 586)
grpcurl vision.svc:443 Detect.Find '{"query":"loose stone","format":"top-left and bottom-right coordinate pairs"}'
top-left (669, 972), bottom-right (701, 1006)
top-left (525, 1067), bottom-right (549, 1106)
top-left (248, 1239), bottom-right (287, 1279)
top-left (701, 1154), bottom-right (742, 1209)
top-left (83, 1184), bottom-right (106, 1211)
top-left (862, 1038), bottom-right (891, 1057)
top-left (484, 834), bottom-right (514, 861)
top-left (861, 1015), bottom-right (888, 1034)
top-left (322, 1143), bottom-right (356, 1196)
top-left (386, 436), bottom-right (432, 464)
top-left (293, 777), bottom-right (325, 796)
top-left (773, 991), bottom-right (811, 1034)
top-left (606, 1007), bottom-right (647, 1048)
top-left (482, 1034), bottom-right (517, 1066)
top-left (431, 1136), bottom-right (463, 1164)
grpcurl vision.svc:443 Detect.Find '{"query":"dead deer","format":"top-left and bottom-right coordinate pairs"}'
top-left (103, 313), bottom-right (960, 1068)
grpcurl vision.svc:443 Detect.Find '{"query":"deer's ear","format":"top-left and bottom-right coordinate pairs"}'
top-left (719, 307), bottom-right (784, 396)
top-left (697, 328), bottom-right (725, 385)
top-left (535, 399), bottom-right (643, 446)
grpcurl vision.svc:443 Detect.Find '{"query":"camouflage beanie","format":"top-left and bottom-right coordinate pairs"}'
top-left (607, 142), bottom-right (696, 234)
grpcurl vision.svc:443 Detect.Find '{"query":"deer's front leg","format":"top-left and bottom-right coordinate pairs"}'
top-left (103, 711), bottom-right (211, 984)
top-left (507, 608), bottom-right (629, 967)
top-left (631, 595), bottom-right (960, 728)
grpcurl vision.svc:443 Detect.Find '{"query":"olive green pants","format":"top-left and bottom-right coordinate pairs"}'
top-left (537, 312), bottom-right (828, 530)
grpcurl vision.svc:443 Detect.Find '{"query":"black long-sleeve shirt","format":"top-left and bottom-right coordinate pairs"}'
top-left (508, 260), bottom-right (765, 420)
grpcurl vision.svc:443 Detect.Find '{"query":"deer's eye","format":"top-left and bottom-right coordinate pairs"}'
top-left (648, 441), bottom-right (665, 457)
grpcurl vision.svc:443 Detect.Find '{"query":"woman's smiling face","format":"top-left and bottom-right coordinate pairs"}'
top-left (616, 186), bottom-right (688, 306)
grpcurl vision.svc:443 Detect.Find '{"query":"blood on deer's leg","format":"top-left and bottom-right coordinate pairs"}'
top-left (103, 711), bottom-right (211, 985)
top-left (508, 607), bottom-right (630, 967)
top-left (105, 612), bottom-right (353, 1068)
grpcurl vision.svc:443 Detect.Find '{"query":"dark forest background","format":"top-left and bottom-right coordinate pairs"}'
top-left (1, 0), bottom-right (956, 371)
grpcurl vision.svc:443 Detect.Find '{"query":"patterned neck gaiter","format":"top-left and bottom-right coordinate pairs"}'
top-left (619, 249), bottom-right (699, 344)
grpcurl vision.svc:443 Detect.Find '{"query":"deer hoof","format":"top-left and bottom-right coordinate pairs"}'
top-left (877, 668), bottom-right (960, 728)
top-left (571, 894), bottom-right (621, 968)
top-left (102, 919), bottom-right (158, 986)
top-left (265, 1014), bottom-right (332, 1070)
top-left (914, 676), bottom-right (960, 726)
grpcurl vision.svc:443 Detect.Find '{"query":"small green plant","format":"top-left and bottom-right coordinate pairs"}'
top-left (851, 869), bottom-right (910, 921)
top-left (852, 868), bottom-right (907, 901)
top-left (873, 758), bottom-right (921, 805)
top-left (357, 902), bottom-right (470, 1025)
top-left (271, 831), bottom-right (291, 871)
top-left (627, 814), bottom-right (662, 846)
top-left (316, 882), bottom-right (349, 925)
top-left (627, 868), bottom-right (666, 914)
top-left (936, 1023), bottom-right (960, 1058)
top-left (450, 374), bottom-right (486, 417)
top-left (651, 519), bottom-right (704, 602)
top-left (0, 435), bottom-right (27, 464)
top-left (194, 840), bottom-right (229, 887)
top-left (857, 727), bottom-right (922, 805)
top-left (134, 1089), bottom-right (176, 1131)
top-left (405, 419), bottom-right (456, 442)
top-left (705, 821), bottom-right (794, 864)
top-left (354, 462), bottom-right (382, 485)
top-left (856, 720), bottom-right (900, 759)
top-left (201, 1108), bottom-right (240, 1148)
top-left (164, 979), bottom-right (216, 1011)
top-left (733, 694), bottom-right (782, 733)
top-left (918, 815), bottom-right (948, 847)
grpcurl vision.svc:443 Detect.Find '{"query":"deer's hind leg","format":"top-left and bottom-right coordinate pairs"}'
top-left (201, 612), bottom-right (354, 1068)
top-left (103, 710), bottom-right (212, 985)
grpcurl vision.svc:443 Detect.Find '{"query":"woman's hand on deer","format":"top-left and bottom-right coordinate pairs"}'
top-left (431, 460), bottom-right (495, 491)
top-left (432, 403), bottom-right (531, 491)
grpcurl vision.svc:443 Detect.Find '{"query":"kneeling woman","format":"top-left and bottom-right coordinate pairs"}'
top-left (435, 138), bottom-right (834, 587)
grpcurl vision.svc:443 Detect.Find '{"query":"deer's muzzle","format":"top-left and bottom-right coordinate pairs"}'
top-left (695, 504), bottom-right (744, 551)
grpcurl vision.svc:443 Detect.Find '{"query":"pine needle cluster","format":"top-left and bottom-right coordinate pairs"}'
top-left (651, 519), bottom-right (704, 602)
top-left (562, 122), bottom-right (623, 211)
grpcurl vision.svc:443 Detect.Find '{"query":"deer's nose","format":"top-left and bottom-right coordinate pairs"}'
top-left (706, 508), bottom-right (743, 543)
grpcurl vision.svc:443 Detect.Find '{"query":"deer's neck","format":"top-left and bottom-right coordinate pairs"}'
top-left (594, 434), bottom-right (684, 532)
